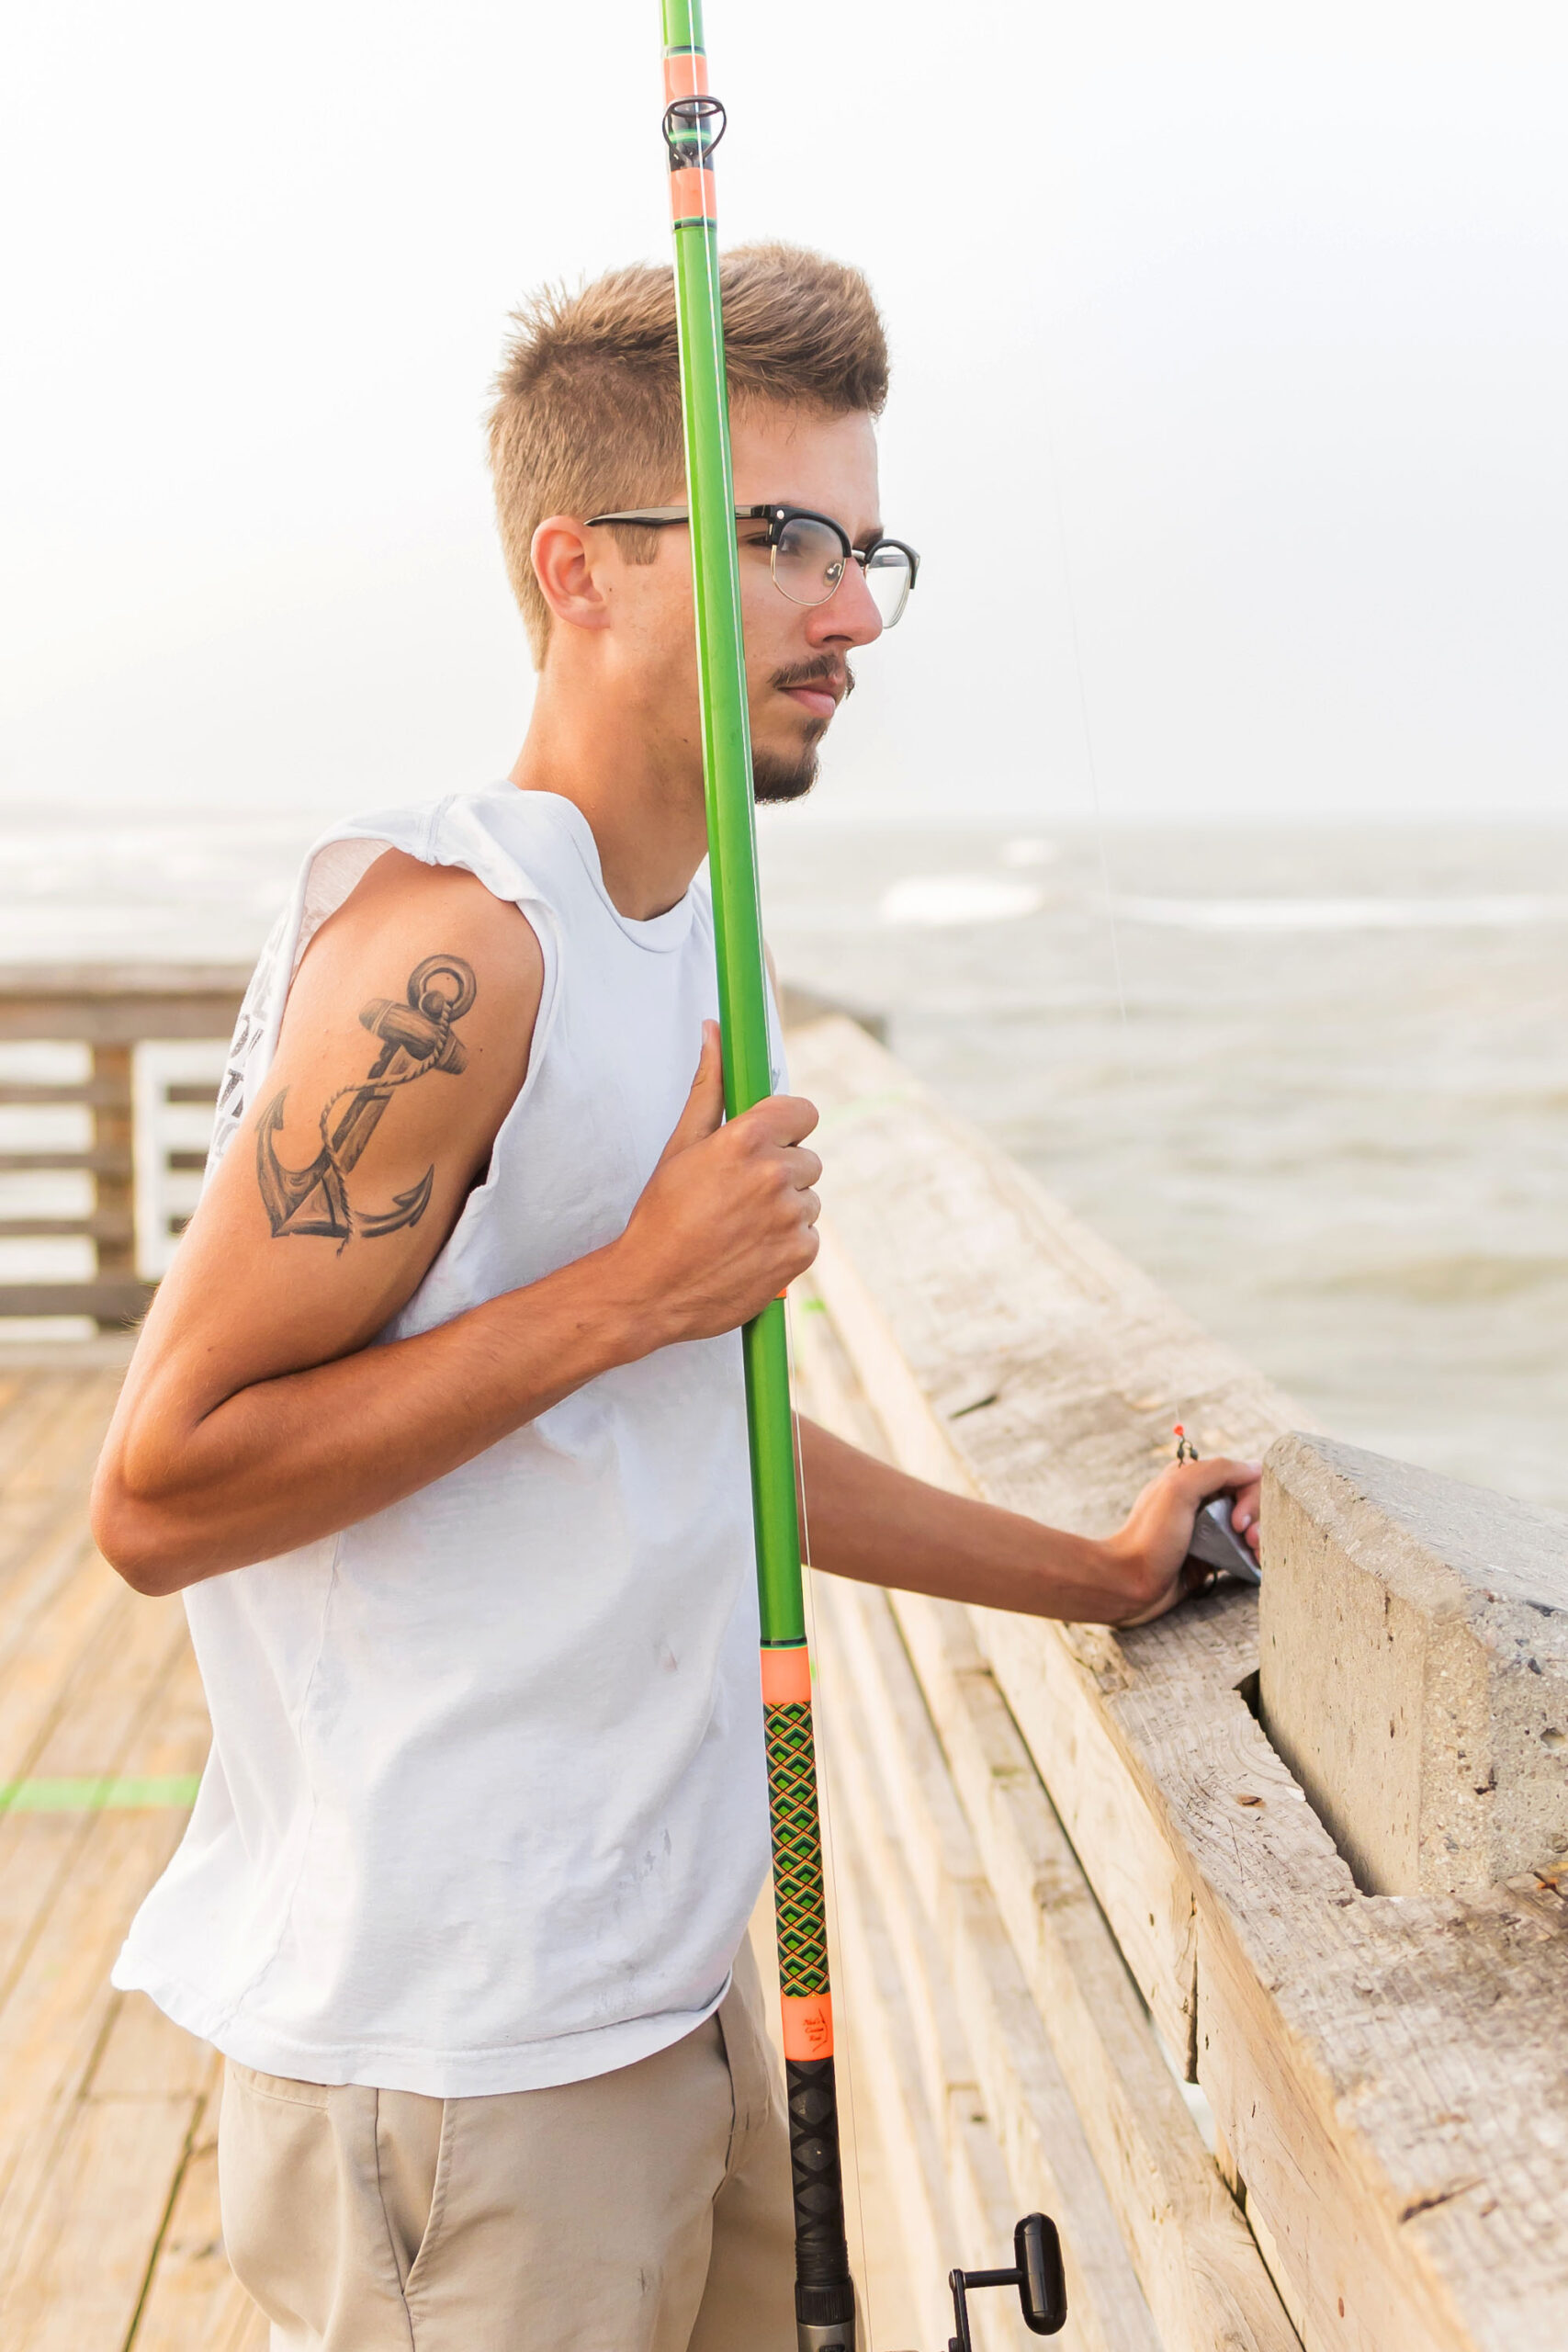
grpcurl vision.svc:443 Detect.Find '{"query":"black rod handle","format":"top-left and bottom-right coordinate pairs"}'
top-left (787, 2055), bottom-right (855, 2348)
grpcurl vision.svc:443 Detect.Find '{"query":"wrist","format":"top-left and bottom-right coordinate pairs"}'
top-left (1013, 1521), bottom-right (1148, 1623)
top-left (1093, 1531), bottom-right (1170, 1625)
top-left (585, 1235), bottom-right (682, 1363)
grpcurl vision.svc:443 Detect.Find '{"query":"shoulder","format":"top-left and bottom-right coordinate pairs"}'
top-left (307, 847), bottom-right (545, 1002)
top-left (274, 847), bottom-right (545, 1122)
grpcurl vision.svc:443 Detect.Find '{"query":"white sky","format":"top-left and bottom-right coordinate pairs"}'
top-left (3, 0), bottom-right (1565, 824)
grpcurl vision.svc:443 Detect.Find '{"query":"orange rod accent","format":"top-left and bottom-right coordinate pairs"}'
top-left (668, 166), bottom-right (717, 222)
top-left (780, 1991), bottom-right (834, 2061)
top-left (761, 1645), bottom-right (812, 1705)
top-left (663, 50), bottom-right (710, 101)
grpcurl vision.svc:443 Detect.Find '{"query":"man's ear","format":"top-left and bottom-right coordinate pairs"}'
top-left (530, 514), bottom-right (611, 635)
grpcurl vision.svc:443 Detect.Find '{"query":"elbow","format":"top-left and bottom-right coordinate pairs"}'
top-left (90, 1454), bottom-right (197, 1598)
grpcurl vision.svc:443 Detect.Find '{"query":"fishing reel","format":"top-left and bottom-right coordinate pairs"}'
top-left (1185, 1493), bottom-right (1261, 1587)
top-left (945, 2213), bottom-right (1067, 2348)
top-left (875, 2212), bottom-right (1066, 2352)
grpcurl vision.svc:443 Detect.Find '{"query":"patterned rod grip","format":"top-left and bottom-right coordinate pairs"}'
top-left (764, 1698), bottom-right (829, 1996)
top-left (765, 1684), bottom-right (854, 2339)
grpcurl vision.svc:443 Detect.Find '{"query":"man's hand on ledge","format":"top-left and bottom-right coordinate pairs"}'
top-left (1104, 1456), bottom-right (1263, 1627)
top-left (795, 1416), bottom-right (1262, 1628)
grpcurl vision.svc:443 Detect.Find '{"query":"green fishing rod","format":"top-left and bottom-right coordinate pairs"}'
top-left (658, 7), bottom-right (852, 2348)
top-left (658, 8), bottom-right (1067, 2346)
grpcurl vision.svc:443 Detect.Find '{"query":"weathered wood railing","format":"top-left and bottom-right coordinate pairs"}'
top-left (5, 963), bottom-right (1564, 2352)
top-left (0, 967), bottom-right (245, 1329)
top-left (0, 968), bottom-right (869, 1335)
top-left (787, 1013), bottom-right (1568, 2352)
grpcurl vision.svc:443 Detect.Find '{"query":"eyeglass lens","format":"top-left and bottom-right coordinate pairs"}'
top-left (862, 540), bottom-right (913, 628)
top-left (770, 514), bottom-right (912, 628)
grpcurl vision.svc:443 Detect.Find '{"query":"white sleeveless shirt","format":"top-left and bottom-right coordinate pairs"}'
top-left (113, 784), bottom-right (779, 2097)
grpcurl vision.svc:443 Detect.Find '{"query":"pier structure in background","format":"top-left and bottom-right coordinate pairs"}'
top-left (0, 971), bottom-right (1566, 2350)
top-left (0, 966), bottom-right (246, 1332)
top-left (0, 967), bottom-right (876, 1339)
top-left (788, 1011), bottom-right (1568, 2352)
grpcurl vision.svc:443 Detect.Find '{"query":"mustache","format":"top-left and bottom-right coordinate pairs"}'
top-left (768, 658), bottom-right (855, 703)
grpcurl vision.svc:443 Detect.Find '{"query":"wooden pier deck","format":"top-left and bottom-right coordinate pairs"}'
top-left (0, 1348), bottom-right (916, 2352)
top-left (0, 1347), bottom-right (263, 2352)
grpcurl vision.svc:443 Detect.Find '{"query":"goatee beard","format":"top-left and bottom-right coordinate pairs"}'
top-left (753, 659), bottom-right (855, 804)
top-left (752, 743), bottom-right (821, 805)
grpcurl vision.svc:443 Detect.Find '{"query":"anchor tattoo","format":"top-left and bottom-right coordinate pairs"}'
top-left (256, 954), bottom-right (478, 1245)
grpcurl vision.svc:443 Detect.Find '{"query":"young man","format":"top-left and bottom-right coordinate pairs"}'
top-left (94, 245), bottom-right (1260, 2352)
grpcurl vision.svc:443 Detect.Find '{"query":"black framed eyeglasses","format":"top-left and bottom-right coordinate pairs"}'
top-left (585, 503), bottom-right (919, 628)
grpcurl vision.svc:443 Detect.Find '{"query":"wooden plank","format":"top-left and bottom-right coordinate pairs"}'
top-left (747, 1891), bottom-right (924, 2352)
top-left (815, 1578), bottom-right (1161, 2352)
top-left (0, 1588), bottom-right (204, 2248)
top-left (807, 1214), bottom-right (1205, 2062)
top-left (0, 1808), bottom-right (189, 2270)
top-left (0, 1341), bottom-right (228, 2348)
top-left (0, 1813), bottom-right (101, 2037)
top-left (0, 2092), bottom-right (201, 2352)
top-left (791, 1283), bottom-right (1297, 2350)
top-left (0, 1148), bottom-right (134, 1173)
top-left (92, 1044), bottom-right (136, 1295)
top-left (0, 992), bottom-right (244, 1046)
top-left (0, 1551), bottom-right (133, 1789)
top-left (7, 1368), bottom-right (125, 1503)
top-left (0, 1357), bottom-right (243, 2347)
top-left (0, 1369), bottom-right (121, 1510)
top-left (0, 1613), bottom-right (206, 2007)
top-left (0, 1081), bottom-right (132, 1108)
top-left (4, 1571), bottom-right (187, 1791)
top-left (0, 966), bottom-right (252, 997)
top-left (788, 1015), bottom-right (1568, 2352)
top-left (899, 1587), bottom-right (1298, 2352)
top-left (826, 1798), bottom-right (975, 2352)
top-left (0, 1282), bottom-right (152, 1323)
top-left (88, 1994), bottom-right (211, 2103)
top-left (0, 1215), bottom-right (135, 1243)
top-left (0, 1454), bottom-right (105, 1598)
top-left (111, 1639), bottom-right (211, 1782)
top-left (132, 2084), bottom-right (268, 2352)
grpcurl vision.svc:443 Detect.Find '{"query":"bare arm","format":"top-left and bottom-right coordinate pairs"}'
top-left (94, 848), bottom-right (1253, 1624)
top-left (796, 1414), bottom-right (1263, 1626)
top-left (92, 851), bottom-right (825, 1593)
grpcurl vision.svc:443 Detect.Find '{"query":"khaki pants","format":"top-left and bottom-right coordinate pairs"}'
top-left (218, 1940), bottom-right (795, 2351)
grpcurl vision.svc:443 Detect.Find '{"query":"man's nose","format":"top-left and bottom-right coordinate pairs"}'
top-left (808, 559), bottom-right (883, 650)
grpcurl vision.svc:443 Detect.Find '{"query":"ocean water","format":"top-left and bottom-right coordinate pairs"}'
top-left (2, 809), bottom-right (1563, 1511)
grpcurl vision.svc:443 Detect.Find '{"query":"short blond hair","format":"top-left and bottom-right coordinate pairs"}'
top-left (488, 243), bottom-right (889, 665)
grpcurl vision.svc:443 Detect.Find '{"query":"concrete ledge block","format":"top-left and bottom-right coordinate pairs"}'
top-left (1259, 1432), bottom-right (1568, 1894)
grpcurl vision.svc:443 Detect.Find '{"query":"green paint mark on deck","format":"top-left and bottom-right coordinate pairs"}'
top-left (0, 1773), bottom-right (200, 1815)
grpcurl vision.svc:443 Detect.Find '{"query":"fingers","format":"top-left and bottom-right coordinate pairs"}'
top-left (1211, 1462), bottom-right (1264, 1552)
top-left (1230, 1474), bottom-right (1264, 1552)
top-left (736, 1091), bottom-right (820, 1148)
top-left (778, 1144), bottom-right (823, 1191)
top-left (1193, 1454), bottom-right (1263, 1498)
top-left (657, 1022), bottom-right (726, 1164)
top-left (1174, 1455), bottom-right (1265, 1560)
